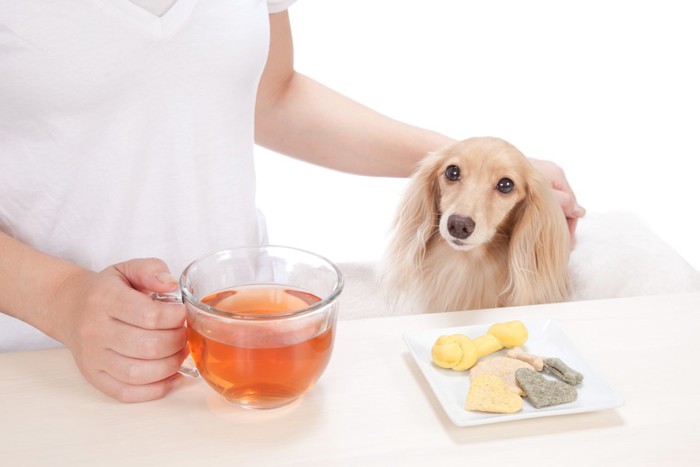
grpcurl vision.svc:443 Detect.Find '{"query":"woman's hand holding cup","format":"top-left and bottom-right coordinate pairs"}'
top-left (50, 258), bottom-right (189, 403)
top-left (50, 246), bottom-right (343, 408)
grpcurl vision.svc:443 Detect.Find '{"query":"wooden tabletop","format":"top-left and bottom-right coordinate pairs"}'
top-left (2, 292), bottom-right (699, 466)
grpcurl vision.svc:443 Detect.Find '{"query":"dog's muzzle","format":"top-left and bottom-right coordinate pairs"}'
top-left (447, 214), bottom-right (475, 240)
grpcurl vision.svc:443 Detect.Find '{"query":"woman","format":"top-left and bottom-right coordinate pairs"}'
top-left (0, 0), bottom-right (584, 401)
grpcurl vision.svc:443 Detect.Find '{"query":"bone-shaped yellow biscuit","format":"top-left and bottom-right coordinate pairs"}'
top-left (431, 320), bottom-right (528, 371)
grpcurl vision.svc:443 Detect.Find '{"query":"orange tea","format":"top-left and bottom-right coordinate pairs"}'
top-left (186, 284), bottom-right (334, 408)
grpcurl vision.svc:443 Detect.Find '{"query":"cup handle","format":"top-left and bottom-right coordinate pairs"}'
top-left (151, 291), bottom-right (200, 378)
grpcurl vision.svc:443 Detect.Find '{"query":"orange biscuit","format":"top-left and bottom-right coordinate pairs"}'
top-left (469, 356), bottom-right (535, 396)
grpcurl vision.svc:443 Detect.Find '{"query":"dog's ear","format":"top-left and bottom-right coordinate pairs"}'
top-left (505, 167), bottom-right (571, 305)
top-left (384, 153), bottom-right (442, 275)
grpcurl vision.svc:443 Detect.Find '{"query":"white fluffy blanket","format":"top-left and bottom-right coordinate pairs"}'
top-left (338, 212), bottom-right (700, 320)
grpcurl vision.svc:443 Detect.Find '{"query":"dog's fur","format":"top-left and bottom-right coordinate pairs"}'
top-left (382, 137), bottom-right (571, 312)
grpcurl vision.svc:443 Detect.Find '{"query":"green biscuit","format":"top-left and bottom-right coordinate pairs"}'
top-left (543, 357), bottom-right (584, 385)
top-left (515, 368), bottom-right (577, 409)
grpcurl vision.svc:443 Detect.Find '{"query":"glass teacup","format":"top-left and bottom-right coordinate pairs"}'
top-left (160, 245), bottom-right (343, 409)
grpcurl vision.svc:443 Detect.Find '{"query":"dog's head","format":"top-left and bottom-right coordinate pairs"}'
top-left (385, 136), bottom-right (570, 306)
top-left (432, 137), bottom-right (533, 251)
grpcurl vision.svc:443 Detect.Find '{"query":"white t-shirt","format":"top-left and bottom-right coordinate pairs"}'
top-left (0, 0), bottom-right (296, 351)
top-left (128, 0), bottom-right (178, 17)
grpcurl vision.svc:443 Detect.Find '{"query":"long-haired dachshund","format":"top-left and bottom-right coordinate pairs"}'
top-left (382, 137), bottom-right (570, 312)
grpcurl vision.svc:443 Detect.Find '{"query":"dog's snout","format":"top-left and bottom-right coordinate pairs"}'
top-left (447, 214), bottom-right (475, 240)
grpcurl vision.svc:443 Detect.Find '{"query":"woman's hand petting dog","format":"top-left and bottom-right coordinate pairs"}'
top-left (528, 158), bottom-right (586, 243)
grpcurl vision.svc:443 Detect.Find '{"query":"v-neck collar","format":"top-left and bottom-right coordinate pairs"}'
top-left (102, 0), bottom-right (200, 39)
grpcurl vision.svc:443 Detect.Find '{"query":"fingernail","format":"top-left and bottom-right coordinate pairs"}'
top-left (156, 272), bottom-right (178, 285)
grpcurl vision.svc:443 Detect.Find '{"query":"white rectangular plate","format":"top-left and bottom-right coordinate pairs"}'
top-left (404, 319), bottom-right (624, 426)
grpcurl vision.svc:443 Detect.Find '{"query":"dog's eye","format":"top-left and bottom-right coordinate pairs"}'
top-left (444, 165), bottom-right (461, 182)
top-left (496, 178), bottom-right (515, 194)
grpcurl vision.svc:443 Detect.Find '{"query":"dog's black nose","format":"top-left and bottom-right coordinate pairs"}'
top-left (447, 214), bottom-right (475, 239)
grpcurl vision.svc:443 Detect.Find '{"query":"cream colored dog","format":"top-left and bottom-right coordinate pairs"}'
top-left (382, 137), bottom-right (571, 312)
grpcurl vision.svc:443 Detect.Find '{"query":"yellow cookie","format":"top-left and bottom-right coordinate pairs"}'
top-left (487, 320), bottom-right (528, 348)
top-left (466, 374), bottom-right (523, 414)
top-left (431, 334), bottom-right (477, 371)
top-left (431, 335), bottom-right (463, 369)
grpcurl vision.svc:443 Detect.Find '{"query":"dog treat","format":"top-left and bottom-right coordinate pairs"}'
top-left (431, 320), bottom-right (529, 371)
top-left (506, 346), bottom-right (544, 371)
top-left (487, 321), bottom-right (529, 349)
top-left (474, 333), bottom-right (503, 356)
top-left (515, 368), bottom-right (578, 408)
top-left (543, 357), bottom-right (584, 385)
top-left (470, 356), bottom-right (534, 396)
top-left (466, 374), bottom-right (523, 414)
top-left (432, 334), bottom-right (478, 371)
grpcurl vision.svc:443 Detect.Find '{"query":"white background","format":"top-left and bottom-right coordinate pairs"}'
top-left (256, 0), bottom-right (700, 272)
